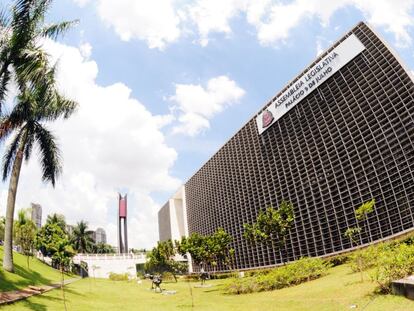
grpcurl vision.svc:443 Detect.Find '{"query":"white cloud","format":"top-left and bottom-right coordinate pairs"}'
top-left (79, 42), bottom-right (92, 59)
top-left (73, 0), bottom-right (91, 7)
top-left (170, 76), bottom-right (245, 136)
top-left (72, 0), bottom-right (414, 49)
top-left (188, 0), bottom-right (246, 46)
top-left (316, 39), bottom-right (324, 56)
top-left (353, 0), bottom-right (414, 47)
top-left (0, 40), bottom-right (181, 249)
top-left (96, 0), bottom-right (181, 50)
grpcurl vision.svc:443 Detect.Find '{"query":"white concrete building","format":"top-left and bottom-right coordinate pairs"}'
top-left (158, 186), bottom-right (189, 242)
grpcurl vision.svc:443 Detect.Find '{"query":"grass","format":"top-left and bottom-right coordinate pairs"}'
top-left (2, 264), bottom-right (414, 310)
top-left (0, 246), bottom-right (65, 292)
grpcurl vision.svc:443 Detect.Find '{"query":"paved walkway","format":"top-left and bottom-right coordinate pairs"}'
top-left (0, 278), bottom-right (80, 305)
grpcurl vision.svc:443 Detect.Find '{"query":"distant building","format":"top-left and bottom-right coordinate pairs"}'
top-left (95, 227), bottom-right (107, 244)
top-left (30, 203), bottom-right (42, 228)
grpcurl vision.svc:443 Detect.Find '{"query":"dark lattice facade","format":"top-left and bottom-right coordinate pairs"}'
top-left (183, 22), bottom-right (414, 271)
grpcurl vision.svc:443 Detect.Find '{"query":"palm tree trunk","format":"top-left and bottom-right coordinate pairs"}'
top-left (3, 145), bottom-right (25, 273)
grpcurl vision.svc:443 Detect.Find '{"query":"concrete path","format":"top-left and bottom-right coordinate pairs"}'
top-left (0, 278), bottom-right (80, 305)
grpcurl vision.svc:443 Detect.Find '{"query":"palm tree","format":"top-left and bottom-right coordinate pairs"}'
top-left (46, 213), bottom-right (66, 232)
top-left (1, 67), bottom-right (77, 272)
top-left (0, 1), bottom-right (77, 272)
top-left (71, 221), bottom-right (94, 253)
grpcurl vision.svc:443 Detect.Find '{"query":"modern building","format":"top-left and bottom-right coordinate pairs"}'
top-left (158, 22), bottom-right (414, 271)
top-left (158, 187), bottom-right (188, 242)
top-left (94, 227), bottom-right (107, 244)
top-left (30, 203), bottom-right (42, 229)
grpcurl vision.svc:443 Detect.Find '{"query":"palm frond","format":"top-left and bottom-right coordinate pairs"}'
top-left (23, 122), bottom-right (35, 161)
top-left (33, 122), bottom-right (61, 186)
top-left (3, 91), bottom-right (34, 131)
top-left (11, 0), bottom-right (36, 51)
top-left (41, 20), bottom-right (78, 40)
top-left (2, 129), bottom-right (24, 180)
top-left (0, 64), bottom-right (10, 106)
top-left (43, 91), bottom-right (77, 121)
top-left (15, 46), bottom-right (50, 89)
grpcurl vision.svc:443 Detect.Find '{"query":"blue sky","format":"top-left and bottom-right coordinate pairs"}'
top-left (2, 0), bottom-right (414, 248)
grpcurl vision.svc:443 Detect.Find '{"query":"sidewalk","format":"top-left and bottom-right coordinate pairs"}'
top-left (0, 278), bottom-right (80, 305)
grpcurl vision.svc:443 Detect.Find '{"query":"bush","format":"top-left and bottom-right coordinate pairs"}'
top-left (210, 272), bottom-right (237, 280)
top-left (348, 246), bottom-right (379, 273)
top-left (225, 278), bottom-right (260, 294)
top-left (372, 243), bottom-right (414, 293)
top-left (162, 271), bottom-right (175, 281)
top-left (109, 272), bottom-right (129, 281)
top-left (324, 254), bottom-right (349, 267)
top-left (225, 257), bottom-right (330, 294)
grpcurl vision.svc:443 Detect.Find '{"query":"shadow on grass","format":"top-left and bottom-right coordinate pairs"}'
top-left (0, 262), bottom-right (56, 292)
top-left (63, 287), bottom-right (85, 297)
top-left (19, 292), bottom-right (62, 311)
top-left (21, 300), bottom-right (47, 311)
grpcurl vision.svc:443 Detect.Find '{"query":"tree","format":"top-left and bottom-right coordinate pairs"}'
top-left (243, 200), bottom-right (295, 264)
top-left (344, 198), bottom-right (376, 281)
top-left (344, 198), bottom-right (376, 246)
top-left (177, 233), bottom-right (209, 270)
top-left (35, 222), bottom-right (67, 258)
top-left (70, 221), bottom-right (94, 253)
top-left (206, 228), bottom-right (234, 272)
top-left (14, 209), bottom-right (37, 269)
top-left (145, 239), bottom-right (186, 282)
top-left (177, 228), bottom-right (234, 275)
top-left (50, 234), bottom-right (75, 311)
top-left (46, 213), bottom-right (67, 232)
top-left (0, 0), bottom-right (78, 272)
top-left (94, 242), bottom-right (115, 254)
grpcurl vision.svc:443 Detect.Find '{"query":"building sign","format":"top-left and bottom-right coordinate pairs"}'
top-left (256, 34), bottom-right (365, 134)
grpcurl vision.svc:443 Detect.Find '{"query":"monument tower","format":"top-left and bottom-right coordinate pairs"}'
top-left (117, 194), bottom-right (128, 253)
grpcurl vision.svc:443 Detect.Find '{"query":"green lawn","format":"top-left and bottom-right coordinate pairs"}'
top-left (0, 246), bottom-right (64, 291)
top-left (2, 264), bottom-right (414, 310)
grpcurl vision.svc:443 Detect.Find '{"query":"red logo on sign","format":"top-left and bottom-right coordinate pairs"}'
top-left (262, 110), bottom-right (274, 128)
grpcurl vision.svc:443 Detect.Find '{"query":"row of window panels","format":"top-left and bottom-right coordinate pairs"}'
top-left (185, 173), bottom-right (414, 218)
top-left (187, 195), bottom-right (414, 241)
top-left (187, 195), bottom-right (414, 240)
top-left (187, 186), bottom-right (414, 228)
top-left (187, 162), bottom-right (414, 198)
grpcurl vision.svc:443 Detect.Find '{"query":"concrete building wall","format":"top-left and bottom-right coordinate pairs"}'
top-left (158, 202), bottom-right (172, 242)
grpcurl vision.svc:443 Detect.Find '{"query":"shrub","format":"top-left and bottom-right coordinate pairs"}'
top-left (372, 243), bottom-right (414, 293)
top-left (225, 278), bottom-right (260, 294)
top-left (210, 272), bottom-right (237, 280)
top-left (162, 271), bottom-right (175, 281)
top-left (225, 257), bottom-right (330, 294)
top-left (348, 246), bottom-right (379, 273)
top-left (109, 272), bottom-right (129, 281)
top-left (324, 254), bottom-right (349, 267)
